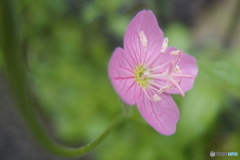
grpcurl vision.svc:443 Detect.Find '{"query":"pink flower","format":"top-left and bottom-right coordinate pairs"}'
top-left (108, 10), bottom-right (198, 135)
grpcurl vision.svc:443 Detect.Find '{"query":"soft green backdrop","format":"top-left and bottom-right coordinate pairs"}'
top-left (1, 0), bottom-right (240, 159)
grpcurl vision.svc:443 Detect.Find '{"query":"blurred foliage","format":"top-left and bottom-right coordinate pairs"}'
top-left (1, 0), bottom-right (240, 159)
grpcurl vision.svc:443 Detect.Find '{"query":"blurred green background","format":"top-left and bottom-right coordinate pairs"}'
top-left (0, 0), bottom-right (240, 160)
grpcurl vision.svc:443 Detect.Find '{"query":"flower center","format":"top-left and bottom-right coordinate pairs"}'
top-left (134, 65), bottom-right (151, 87)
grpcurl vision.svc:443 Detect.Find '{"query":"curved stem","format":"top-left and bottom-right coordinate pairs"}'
top-left (0, 0), bottom-right (125, 157)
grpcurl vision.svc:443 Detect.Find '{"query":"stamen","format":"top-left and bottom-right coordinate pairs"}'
top-left (149, 85), bottom-right (160, 92)
top-left (142, 87), bottom-right (153, 101)
top-left (149, 81), bottom-right (164, 90)
top-left (153, 94), bottom-right (161, 101)
top-left (170, 78), bottom-right (185, 97)
top-left (157, 84), bottom-right (173, 94)
top-left (139, 31), bottom-right (147, 48)
top-left (148, 61), bottom-right (171, 72)
top-left (172, 50), bottom-right (183, 67)
top-left (160, 38), bottom-right (168, 53)
top-left (166, 51), bottom-right (183, 77)
top-left (174, 65), bottom-right (182, 74)
top-left (170, 50), bottom-right (180, 55)
top-left (147, 73), bottom-right (165, 80)
top-left (166, 61), bottom-right (175, 77)
top-left (172, 73), bottom-right (195, 79)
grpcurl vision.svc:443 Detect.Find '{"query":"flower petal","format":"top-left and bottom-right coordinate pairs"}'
top-left (108, 47), bottom-right (140, 105)
top-left (165, 47), bottom-right (198, 94)
top-left (136, 89), bottom-right (180, 135)
top-left (124, 10), bottom-right (164, 66)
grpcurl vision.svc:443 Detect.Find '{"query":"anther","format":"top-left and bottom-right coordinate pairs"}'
top-left (139, 31), bottom-right (147, 48)
top-left (160, 38), bottom-right (168, 53)
top-left (170, 50), bottom-right (180, 55)
top-left (153, 94), bottom-right (161, 102)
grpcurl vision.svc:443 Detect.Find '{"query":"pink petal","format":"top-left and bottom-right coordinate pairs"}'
top-left (124, 10), bottom-right (164, 66)
top-left (148, 47), bottom-right (176, 72)
top-left (136, 88), bottom-right (180, 135)
top-left (165, 47), bottom-right (198, 94)
top-left (108, 47), bottom-right (140, 105)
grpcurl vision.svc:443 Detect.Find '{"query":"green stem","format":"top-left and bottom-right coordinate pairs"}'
top-left (0, 0), bottom-right (125, 157)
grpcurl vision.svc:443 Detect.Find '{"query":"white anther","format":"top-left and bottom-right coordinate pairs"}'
top-left (139, 31), bottom-right (147, 48)
top-left (153, 94), bottom-right (161, 102)
top-left (160, 38), bottom-right (168, 53)
top-left (170, 50), bottom-right (180, 55)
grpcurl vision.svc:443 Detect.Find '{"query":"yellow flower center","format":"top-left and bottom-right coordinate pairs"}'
top-left (134, 65), bottom-right (151, 87)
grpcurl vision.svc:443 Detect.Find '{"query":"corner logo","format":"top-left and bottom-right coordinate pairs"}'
top-left (210, 151), bottom-right (215, 157)
top-left (210, 151), bottom-right (238, 157)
